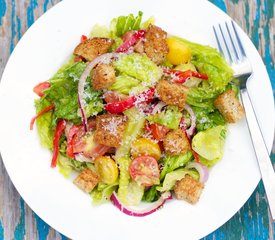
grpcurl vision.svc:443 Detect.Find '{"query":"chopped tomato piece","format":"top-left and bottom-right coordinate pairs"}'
top-left (33, 81), bottom-right (50, 97)
top-left (70, 120), bottom-right (110, 159)
top-left (103, 91), bottom-right (128, 103)
top-left (80, 35), bottom-right (88, 42)
top-left (129, 156), bottom-right (160, 187)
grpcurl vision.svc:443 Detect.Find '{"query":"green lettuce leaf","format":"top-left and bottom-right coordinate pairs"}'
top-left (170, 36), bottom-right (234, 111)
top-left (193, 107), bottom-right (226, 132)
top-left (160, 151), bottom-right (193, 180)
top-left (111, 11), bottom-right (143, 37)
top-left (41, 61), bottom-right (103, 125)
top-left (113, 53), bottom-right (162, 94)
top-left (91, 182), bottom-right (118, 205)
top-left (192, 125), bottom-right (227, 164)
top-left (34, 98), bottom-right (54, 149)
top-left (147, 106), bottom-right (182, 130)
top-left (142, 185), bottom-right (160, 202)
top-left (157, 168), bottom-right (199, 192)
top-left (108, 74), bottom-right (140, 94)
top-left (57, 154), bottom-right (95, 178)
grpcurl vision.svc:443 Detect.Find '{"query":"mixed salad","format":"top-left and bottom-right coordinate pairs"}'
top-left (31, 12), bottom-right (244, 216)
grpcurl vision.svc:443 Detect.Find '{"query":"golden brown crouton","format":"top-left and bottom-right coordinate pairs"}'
top-left (174, 175), bottom-right (204, 204)
top-left (214, 89), bottom-right (245, 123)
top-left (92, 64), bottom-right (116, 90)
top-left (163, 129), bottom-right (191, 155)
top-left (94, 114), bottom-right (127, 148)
top-left (74, 168), bottom-right (99, 193)
top-left (156, 79), bottom-right (188, 108)
top-left (74, 37), bottom-right (114, 62)
top-left (144, 25), bottom-right (169, 64)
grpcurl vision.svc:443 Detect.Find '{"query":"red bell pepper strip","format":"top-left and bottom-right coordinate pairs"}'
top-left (105, 87), bottom-right (155, 113)
top-left (51, 119), bottom-right (66, 168)
top-left (30, 104), bottom-right (55, 130)
top-left (33, 81), bottom-right (51, 97)
top-left (116, 29), bottom-right (146, 53)
top-left (163, 68), bottom-right (208, 84)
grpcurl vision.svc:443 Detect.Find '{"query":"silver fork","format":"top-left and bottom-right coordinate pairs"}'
top-left (213, 21), bottom-right (275, 221)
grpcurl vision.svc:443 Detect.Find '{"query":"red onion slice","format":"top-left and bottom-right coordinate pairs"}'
top-left (186, 162), bottom-right (209, 183)
top-left (183, 104), bottom-right (196, 138)
top-left (78, 53), bottom-right (121, 132)
top-left (110, 191), bottom-right (172, 217)
top-left (151, 101), bottom-right (167, 115)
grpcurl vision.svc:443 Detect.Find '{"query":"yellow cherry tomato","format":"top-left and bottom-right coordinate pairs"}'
top-left (95, 156), bottom-right (118, 184)
top-left (166, 38), bottom-right (192, 65)
top-left (130, 138), bottom-right (161, 161)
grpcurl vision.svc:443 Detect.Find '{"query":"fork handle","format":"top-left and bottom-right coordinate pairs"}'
top-left (241, 89), bottom-right (275, 221)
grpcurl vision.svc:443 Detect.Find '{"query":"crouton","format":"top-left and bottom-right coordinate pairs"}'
top-left (94, 114), bottom-right (127, 148)
top-left (74, 168), bottom-right (99, 193)
top-left (156, 79), bottom-right (188, 108)
top-left (92, 64), bottom-right (116, 90)
top-left (144, 24), bottom-right (169, 64)
top-left (214, 89), bottom-right (245, 123)
top-left (163, 129), bottom-right (191, 155)
top-left (74, 37), bottom-right (114, 62)
top-left (174, 175), bottom-right (204, 204)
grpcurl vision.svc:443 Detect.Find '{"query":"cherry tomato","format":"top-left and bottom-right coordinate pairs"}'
top-left (129, 156), bottom-right (160, 187)
top-left (33, 81), bottom-right (50, 97)
top-left (95, 156), bottom-right (118, 184)
top-left (131, 138), bottom-right (161, 161)
top-left (102, 91), bottom-right (128, 103)
top-left (70, 120), bottom-right (110, 158)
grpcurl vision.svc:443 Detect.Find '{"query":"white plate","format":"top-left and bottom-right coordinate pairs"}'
top-left (0, 0), bottom-right (274, 239)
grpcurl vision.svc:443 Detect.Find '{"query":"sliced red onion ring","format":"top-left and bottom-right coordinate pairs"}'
top-left (183, 104), bottom-right (196, 138)
top-left (78, 53), bottom-right (121, 132)
top-left (151, 101), bottom-right (167, 115)
top-left (186, 162), bottom-right (209, 183)
top-left (110, 191), bottom-right (172, 217)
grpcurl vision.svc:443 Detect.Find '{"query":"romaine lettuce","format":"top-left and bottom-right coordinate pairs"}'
top-left (193, 107), bottom-right (226, 132)
top-left (91, 182), bottom-right (118, 205)
top-left (108, 74), bottom-right (140, 94)
top-left (157, 168), bottom-right (199, 192)
top-left (192, 125), bottom-right (227, 163)
top-left (160, 151), bottom-right (193, 180)
top-left (111, 11), bottom-right (143, 37)
top-left (170, 36), bottom-right (234, 111)
top-left (113, 53), bottom-right (162, 94)
top-left (147, 106), bottom-right (182, 130)
top-left (41, 61), bottom-right (104, 125)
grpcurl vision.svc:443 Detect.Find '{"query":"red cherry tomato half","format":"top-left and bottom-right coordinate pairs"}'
top-left (33, 81), bottom-right (50, 97)
top-left (129, 156), bottom-right (160, 187)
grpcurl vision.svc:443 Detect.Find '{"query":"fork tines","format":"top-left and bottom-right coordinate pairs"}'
top-left (213, 21), bottom-right (246, 64)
